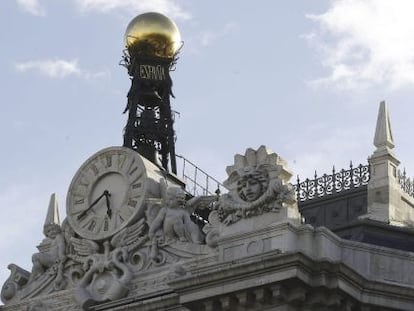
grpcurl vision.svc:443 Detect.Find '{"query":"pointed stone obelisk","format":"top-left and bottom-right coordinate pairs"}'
top-left (38, 193), bottom-right (61, 249)
top-left (365, 101), bottom-right (407, 225)
top-left (373, 101), bottom-right (395, 153)
top-left (44, 193), bottom-right (60, 228)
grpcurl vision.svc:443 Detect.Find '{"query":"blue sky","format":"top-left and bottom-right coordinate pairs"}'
top-left (2, 0), bottom-right (414, 285)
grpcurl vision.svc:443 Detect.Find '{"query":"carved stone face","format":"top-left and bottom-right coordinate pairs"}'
top-left (43, 224), bottom-right (61, 239)
top-left (237, 170), bottom-right (269, 202)
top-left (239, 178), bottom-right (262, 201)
top-left (237, 177), bottom-right (262, 201)
top-left (166, 188), bottom-right (186, 208)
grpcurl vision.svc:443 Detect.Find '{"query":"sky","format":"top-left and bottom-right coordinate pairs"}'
top-left (2, 0), bottom-right (414, 286)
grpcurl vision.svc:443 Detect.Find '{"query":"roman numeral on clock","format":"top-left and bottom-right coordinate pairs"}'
top-left (103, 218), bottom-right (109, 231)
top-left (75, 198), bottom-right (85, 205)
top-left (128, 199), bottom-right (138, 207)
top-left (88, 220), bottom-right (96, 231)
top-left (129, 166), bottom-right (138, 176)
top-left (105, 155), bottom-right (112, 168)
top-left (90, 164), bottom-right (99, 176)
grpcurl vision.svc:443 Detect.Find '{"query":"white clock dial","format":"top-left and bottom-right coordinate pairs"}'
top-left (66, 147), bottom-right (149, 240)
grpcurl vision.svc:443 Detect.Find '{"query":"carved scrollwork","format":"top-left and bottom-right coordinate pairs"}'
top-left (74, 241), bottom-right (133, 309)
top-left (1, 264), bottom-right (30, 304)
top-left (111, 217), bottom-right (149, 252)
top-left (130, 250), bottom-right (147, 270)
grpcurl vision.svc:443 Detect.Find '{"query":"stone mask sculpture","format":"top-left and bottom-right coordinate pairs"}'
top-left (203, 146), bottom-right (298, 246)
top-left (217, 145), bottom-right (296, 224)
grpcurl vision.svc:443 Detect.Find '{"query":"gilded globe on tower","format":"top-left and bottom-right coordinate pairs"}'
top-left (124, 12), bottom-right (181, 58)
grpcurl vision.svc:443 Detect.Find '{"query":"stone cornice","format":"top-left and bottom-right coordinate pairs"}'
top-left (169, 251), bottom-right (414, 310)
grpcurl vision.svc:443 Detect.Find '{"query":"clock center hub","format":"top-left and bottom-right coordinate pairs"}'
top-left (89, 172), bottom-right (128, 214)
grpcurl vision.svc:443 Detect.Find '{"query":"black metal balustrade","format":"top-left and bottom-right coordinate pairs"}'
top-left (295, 163), bottom-right (370, 202)
top-left (175, 155), bottom-right (373, 223)
top-left (398, 169), bottom-right (414, 198)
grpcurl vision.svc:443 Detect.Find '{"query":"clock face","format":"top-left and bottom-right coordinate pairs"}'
top-left (66, 147), bottom-right (148, 240)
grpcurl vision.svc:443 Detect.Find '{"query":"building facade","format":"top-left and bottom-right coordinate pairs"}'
top-left (1, 12), bottom-right (414, 311)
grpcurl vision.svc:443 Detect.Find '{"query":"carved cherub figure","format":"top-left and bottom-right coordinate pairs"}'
top-left (149, 187), bottom-right (202, 244)
top-left (29, 223), bottom-right (66, 282)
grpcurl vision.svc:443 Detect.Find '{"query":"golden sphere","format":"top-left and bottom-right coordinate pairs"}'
top-left (124, 12), bottom-right (181, 58)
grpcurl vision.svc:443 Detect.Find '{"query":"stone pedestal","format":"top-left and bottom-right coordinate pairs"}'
top-left (218, 205), bottom-right (300, 237)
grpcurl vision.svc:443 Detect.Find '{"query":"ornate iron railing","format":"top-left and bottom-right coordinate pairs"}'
top-left (295, 163), bottom-right (370, 202)
top-left (398, 169), bottom-right (414, 198)
top-left (176, 154), bottom-right (223, 196)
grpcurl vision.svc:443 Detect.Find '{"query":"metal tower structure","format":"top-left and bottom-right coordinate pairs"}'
top-left (121, 12), bottom-right (181, 174)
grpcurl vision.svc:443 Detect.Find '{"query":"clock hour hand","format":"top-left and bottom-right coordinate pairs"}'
top-left (104, 190), bottom-right (112, 218)
top-left (77, 191), bottom-right (106, 220)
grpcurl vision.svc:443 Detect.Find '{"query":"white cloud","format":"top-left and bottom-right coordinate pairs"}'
top-left (75, 0), bottom-right (190, 20)
top-left (306, 0), bottom-right (414, 90)
top-left (15, 58), bottom-right (109, 80)
top-left (16, 0), bottom-right (46, 16)
top-left (185, 22), bottom-right (238, 55)
top-left (200, 22), bottom-right (238, 47)
top-left (15, 59), bottom-right (81, 78)
top-left (15, 0), bottom-right (190, 20)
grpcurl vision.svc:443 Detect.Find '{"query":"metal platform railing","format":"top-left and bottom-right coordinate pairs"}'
top-left (176, 155), bottom-right (223, 197)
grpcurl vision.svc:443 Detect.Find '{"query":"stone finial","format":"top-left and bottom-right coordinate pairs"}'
top-left (44, 193), bottom-right (60, 227)
top-left (374, 101), bottom-right (394, 150)
top-left (365, 101), bottom-right (409, 226)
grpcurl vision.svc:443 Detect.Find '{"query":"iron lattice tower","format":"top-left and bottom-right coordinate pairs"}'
top-left (122, 51), bottom-right (178, 175)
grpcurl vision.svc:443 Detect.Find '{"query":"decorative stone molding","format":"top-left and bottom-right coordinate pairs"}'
top-left (170, 222), bottom-right (414, 311)
top-left (1, 264), bottom-right (30, 304)
top-left (203, 146), bottom-right (299, 246)
top-left (1, 178), bottom-right (211, 310)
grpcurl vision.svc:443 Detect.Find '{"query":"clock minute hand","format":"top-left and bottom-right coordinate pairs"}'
top-left (104, 190), bottom-right (112, 218)
top-left (77, 191), bottom-right (106, 220)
